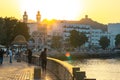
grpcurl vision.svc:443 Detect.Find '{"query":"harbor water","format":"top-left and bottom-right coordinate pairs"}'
top-left (68, 58), bottom-right (120, 80)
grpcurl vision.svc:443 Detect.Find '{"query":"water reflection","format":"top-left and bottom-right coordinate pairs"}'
top-left (68, 58), bottom-right (120, 80)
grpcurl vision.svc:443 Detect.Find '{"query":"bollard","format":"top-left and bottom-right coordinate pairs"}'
top-left (75, 71), bottom-right (86, 80)
top-left (34, 67), bottom-right (41, 80)
top-left (72, 67), bottom-right (80, 80)
top-left (72, 67), bottom-right (80, 76)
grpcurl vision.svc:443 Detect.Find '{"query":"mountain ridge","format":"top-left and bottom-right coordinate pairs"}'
top-left (79, 16), bottom-right (107, 31)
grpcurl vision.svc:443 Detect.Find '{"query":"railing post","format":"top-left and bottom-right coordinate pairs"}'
top-left (34, 66), bottom-right (41, 80)
top-left (32, 56), bottom-right (35, 64)
top-left (72, 67), bottom-right (80, 80)
top-left (75, 71), bottom-right (86, 80)
top-left (21, 54), bottom-right (96, 80)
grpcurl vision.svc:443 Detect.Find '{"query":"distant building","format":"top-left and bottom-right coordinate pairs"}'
top-left (47, 21), bottom-right (120, 49)
top-left (23, 11), bottom-right (28, 23)
top-left (91, 29), bottom-right (110, 48)
top-left (22, 13), bottom-right (120, 49)
top-left (90, 29), bottom-right (102, 47)
top-left (62, 23), bottom-right (91, 47)
top-left (36, 11), bottom-right (41, 23)
top-left (108, 23), bottom-right (120, 35)
top-left (61, 22), bottom-right (108, 48)
top-left (27, 23), bottom-right (38, 35)
top-left (108, 23), bottom-right (120, 48)
top-left (45, 20), bottom-right (108, 48)
top-left (22, 11), bottom-right (43, 34)
top-left (22, 11), bottom-right (47, 50)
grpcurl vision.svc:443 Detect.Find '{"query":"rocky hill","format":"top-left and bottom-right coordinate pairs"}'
top-left (79, 15), bottom-right (107, 31)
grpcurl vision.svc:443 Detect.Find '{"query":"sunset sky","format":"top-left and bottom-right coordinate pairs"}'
top-left (0, 0), bottom-right (120, 24)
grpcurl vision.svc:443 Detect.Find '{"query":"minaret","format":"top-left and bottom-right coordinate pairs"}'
top-left (36, 11), bottom-right (41, 23)
top-left (23, 11), bottom-right (28, 23)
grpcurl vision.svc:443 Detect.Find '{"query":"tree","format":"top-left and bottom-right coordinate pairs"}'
top-left (115, 34), bottom-right (120, 47)
top-left (99, 36), bottom-right (110, 50)
top-left (0, 17), bottom-right (4, 44)
top-left (0, 17), bottom-right (30, 47)
top-left (69, 30), bottom-right (88, 48)
top-left (14, 22), bottom-right (30, 41)
top-left (51, 35), bottom-right (62, 49)
top-left (79, 32), bottom-right (88, 47)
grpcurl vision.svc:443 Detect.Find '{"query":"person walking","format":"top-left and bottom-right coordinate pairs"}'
top-left (27, 49), bottom-right (32, 64)
top-left (39, 48), bottom-right (47, 73)
top-left (0, 49), bottom-right (4, 64)
top-left (9, 49), bottom-right (13, 63)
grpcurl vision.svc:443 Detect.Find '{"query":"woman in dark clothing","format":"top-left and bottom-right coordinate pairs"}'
top-left (39, 48), bottom-right (47, 73)
top-left (27, 49), bottom-right (32, 64)
top-left (0, 49), bottom-right (4, 64)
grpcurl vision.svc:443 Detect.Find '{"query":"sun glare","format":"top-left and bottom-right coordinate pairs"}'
top-left (19, 0), bottom-right (84, 21)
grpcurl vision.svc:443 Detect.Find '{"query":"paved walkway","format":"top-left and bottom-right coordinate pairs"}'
top-left (0, 56), bottom-right (58, 80)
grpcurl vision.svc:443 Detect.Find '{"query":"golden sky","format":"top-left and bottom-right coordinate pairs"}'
top-left (0, 0), bottom-right (120, 24)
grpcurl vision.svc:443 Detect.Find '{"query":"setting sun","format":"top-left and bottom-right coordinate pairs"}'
top-left (18, 0), bottom-right (83, 21)
top-left (1, 0), bottom-right (120, 24)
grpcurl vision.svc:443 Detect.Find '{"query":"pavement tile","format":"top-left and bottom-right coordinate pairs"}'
top-left (0, 57), bottom-right (59, 80)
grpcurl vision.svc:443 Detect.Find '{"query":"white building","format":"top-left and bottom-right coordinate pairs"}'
top-left (23, 11), bottom-right (118, 49)
top-left (62, 23), bottom-right (109, 48)
top-left (108, 23), bottom-right (120, 48)
top-left (47, 20), bottom-right (110, 48)
top-left (90, 29), bottom-right (102, 47)
top-left (62, 23), bottom-right (91, 47)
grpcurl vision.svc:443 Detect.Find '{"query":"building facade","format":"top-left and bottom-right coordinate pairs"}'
top-left (22, 12), bottom-right (120, 50)
top-left (23, 11), bottom-right (47, 50)
top-left (47, 20), bottom-right (109, 49)
top-left (108, 23), bottom-right (120, 48)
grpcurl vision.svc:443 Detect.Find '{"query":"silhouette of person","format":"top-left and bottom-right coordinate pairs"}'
top-left (9, 49), bottom-right (13, 63)
top-left (27, 49), bottom-right (32, 64)
top-left (0, 49), bottom-right (4, 64)
top-left (39, 48), bottom-right (47, 73)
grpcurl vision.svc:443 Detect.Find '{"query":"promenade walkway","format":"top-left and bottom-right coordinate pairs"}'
top-left (0, 57), bottom-right (58, 80)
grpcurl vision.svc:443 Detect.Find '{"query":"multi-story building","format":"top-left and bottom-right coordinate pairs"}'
top-left (90, 29), bottom-right (102, 47)
top-left (62, 23), bottom-right (110, 48)
top-left (46, 20), bottom-right (110, 49)
top-left (108, 23), bottom-right (120, 48)
top-left (23, 12), bottom-right (120, 49)
top-left (62, 23), bottom-right (91, 47)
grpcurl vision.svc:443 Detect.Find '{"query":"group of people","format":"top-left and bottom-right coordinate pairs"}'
top-left (0, 49), bottom-right (13, 64)
top-left (0, 47), bottom-right (48, 74)
top-left (27, 48), bottom-right (47, 73)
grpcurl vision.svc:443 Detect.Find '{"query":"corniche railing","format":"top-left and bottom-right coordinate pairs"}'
top-left (21, 53), bottom-right (96, 80)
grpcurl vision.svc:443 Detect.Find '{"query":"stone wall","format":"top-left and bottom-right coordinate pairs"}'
top-left (21, 53), bottom-right (96, 80)
top-left (47, 57), bottom-right (73, 80)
